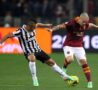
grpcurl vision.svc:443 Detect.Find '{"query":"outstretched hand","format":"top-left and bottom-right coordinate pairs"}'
top-left (47, 29), bottom-right (53, 32)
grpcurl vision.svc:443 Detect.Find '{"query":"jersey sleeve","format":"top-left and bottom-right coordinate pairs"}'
top-left (12, 29), bottom-right (21, 37)
top-left (65, 20), bottom-right (74, 30)
top-left (66, 21), bottom-right (73, 26)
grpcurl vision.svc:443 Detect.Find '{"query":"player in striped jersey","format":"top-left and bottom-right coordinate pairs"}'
top-left (0, 21), bottom-right (77, 86)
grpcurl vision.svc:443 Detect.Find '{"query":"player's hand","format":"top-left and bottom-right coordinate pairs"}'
top-left (46, 24), bottom-right (53, 32)
top-left (47, 29), bottom-right (53, 32)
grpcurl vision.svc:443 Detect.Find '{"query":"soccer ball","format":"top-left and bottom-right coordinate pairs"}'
top-left (67, 76), bottom-right (79, 86)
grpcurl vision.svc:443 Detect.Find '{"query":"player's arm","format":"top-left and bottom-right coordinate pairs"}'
top-left (49, 22), bottom-right (67, 32)
top-left (36, 23), bottom-right (52, 28)
top-left (89, 23), bottom-right (98, 29)
top-left (0, 33), bottom-right (14, 44)
top-left (0, 29), bottom-right (21, 44)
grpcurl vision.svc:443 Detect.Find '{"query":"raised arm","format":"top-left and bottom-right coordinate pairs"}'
top-left (0, 29), bottom-right (21, 44)
top-left (89, 23), bottom-right (98, 29)
top-left (0, 33), bottom-right (14, 44)
top-left (36, 23), bottom-right (52, 28)
top-left (49, 22), bottom-right (67, 32)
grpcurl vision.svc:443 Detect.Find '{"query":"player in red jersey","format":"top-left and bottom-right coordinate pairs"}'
top-left (49, 12), bottom-right (98, 88)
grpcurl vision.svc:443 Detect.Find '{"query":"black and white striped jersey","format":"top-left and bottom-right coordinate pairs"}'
top-left (13, 25), bottom-right (41, 54)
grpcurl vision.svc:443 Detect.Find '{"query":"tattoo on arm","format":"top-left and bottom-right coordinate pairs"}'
top-left (52, 24), bottom-right (66, 31)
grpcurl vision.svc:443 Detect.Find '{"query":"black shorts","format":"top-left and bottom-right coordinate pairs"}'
top-left (24, 50), bottom-right (51, 63)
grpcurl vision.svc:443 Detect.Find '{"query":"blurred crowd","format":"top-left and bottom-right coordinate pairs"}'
top-left (0, 0), bottom-right (98, 27)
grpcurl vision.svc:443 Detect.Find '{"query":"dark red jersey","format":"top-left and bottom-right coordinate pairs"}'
top-left (63, 17), bottom-right (89, 47)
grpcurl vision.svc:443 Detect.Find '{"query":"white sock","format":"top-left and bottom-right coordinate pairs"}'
top-left (51, 63), bottom-right (70, 79)
top-left (29, 61), bottom-right (37, 80)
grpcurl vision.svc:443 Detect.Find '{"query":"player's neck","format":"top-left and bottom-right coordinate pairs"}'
top-left (77, 20), bottom-right (83, 26)
top-left (23, 25), bottom-right (30, 32)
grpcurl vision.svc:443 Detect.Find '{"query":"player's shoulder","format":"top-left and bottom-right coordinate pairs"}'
top-left (74, 16), bottom-right (80, 22)
top-left (65, 18), bottom-right (75, 26)
top-left (14, 27), bottom-right (23, 34)
top-left (16, 27), bottom-right (22, 31)
top-left (17, 25), bottom-right (26, 31)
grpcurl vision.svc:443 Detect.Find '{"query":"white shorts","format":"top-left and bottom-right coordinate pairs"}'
top-left (63, 46), bottom-right (86, 63)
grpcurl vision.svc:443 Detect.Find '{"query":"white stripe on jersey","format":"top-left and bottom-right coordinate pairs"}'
top-left (33, 40), bottom-right (38, 52)
top-left (27, 32), bottom-right (35, 52)
top-left (12, 26), bottom-right (41, 54)
top-left (32, 31), bottom-right (40, 52)
top-left (21, 28), bottom-right (32, 53)
top-left (31, 31), bottom-right (41, 51)
top-left (20, 38), bottom-right (26, 53)
top-left (31, 31), bottom-right (37, 51)
top-left (13, 30), bottom-right (21, 37)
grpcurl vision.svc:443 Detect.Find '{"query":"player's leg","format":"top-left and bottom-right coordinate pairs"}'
top-left (63, 46), bottom-right (74, 72)
top-left (45, 58), bottom-right (74, 81)
top-left (74, 47), bottom-right (92, 88)
top-left (27, 54), bottom-right (39, 86)
top-left (79, 59), bottom-right (92, 88)
top-left (35, 50), bottom-right (75, 81)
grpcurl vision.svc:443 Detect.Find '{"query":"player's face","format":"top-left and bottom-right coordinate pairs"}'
top-left (27, 25), bottom-right (35, 32)
top-left (79, 19), bottom-right (89, 26)
top-left (79, 16), bottom-right (89, 26)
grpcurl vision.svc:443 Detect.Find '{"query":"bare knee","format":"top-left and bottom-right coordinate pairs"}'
top-left (45, 59), bottom-right (55, 66)
top-left (28, 54), bottom-right (36, 62)
top-left (79, 59), bottom-right (87, 65)
top-left (65, 56), bottom-right (73, 63)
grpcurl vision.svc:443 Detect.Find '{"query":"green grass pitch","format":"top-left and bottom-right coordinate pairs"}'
top-left (0, 53), bottom-right (98, 90)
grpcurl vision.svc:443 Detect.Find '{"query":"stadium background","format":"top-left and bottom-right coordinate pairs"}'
top-left (0, 0), bottom-right (98, 90)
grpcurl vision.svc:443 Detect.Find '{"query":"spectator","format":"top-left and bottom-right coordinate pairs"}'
top-left (4, 11), bottom-right (13, 27)
top-left (0, 0), bottom-right (97, 26)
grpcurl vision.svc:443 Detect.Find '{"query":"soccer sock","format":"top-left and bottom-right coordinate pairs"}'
top-left (29, 61), bottom-right (37, 80)
top-left (63, 63), bottom-right (68, 68)
top-left (51, 63), bottom-right (70, 79)
top-left (82, 64), bottom-right (91, 82)
top-left (63, 60), bottom-right (70, 69)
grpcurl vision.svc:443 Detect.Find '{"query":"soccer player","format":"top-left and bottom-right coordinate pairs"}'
top-left (49, 12), bottom-right (98, 88)
top-left (0, 21), bottom-right (76, 86)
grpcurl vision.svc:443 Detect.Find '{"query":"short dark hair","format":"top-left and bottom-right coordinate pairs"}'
top-left (26, 21), bottom-right (36, 26)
